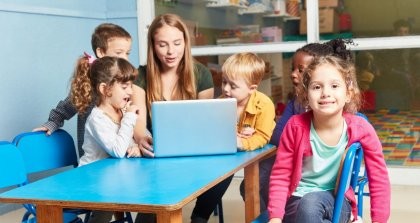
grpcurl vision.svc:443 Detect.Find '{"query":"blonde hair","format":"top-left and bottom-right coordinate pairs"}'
top-left (146, 13), bottom-right (196, 113)
top-left (222, 52), bottom-right (266, 86)
top-left (70, 56), bottom-right (138, 113)
top-left (297, 55), bottom-right (361, 114)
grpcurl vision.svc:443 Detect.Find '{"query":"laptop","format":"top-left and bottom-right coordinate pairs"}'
top-left (151, 98), bottom-right (237, 158)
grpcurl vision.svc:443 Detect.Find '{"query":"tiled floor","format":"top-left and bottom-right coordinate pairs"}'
top-left (366, 110), bottom-right (420, 166)
top-left (1, 178), bottom-right (420, 222)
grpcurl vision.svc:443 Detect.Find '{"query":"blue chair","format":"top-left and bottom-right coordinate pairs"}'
top-left (0, 142), bottom-right (34, 223)
top-left (332, 142), bottom-right (367, 223)
top-left (12, 129), bottom-right (133, 223)
top-left (251, 143), bottom-right (368, 223)
top-left (12, 130), bottom-right (87, 223)
top-left (0, 141), bottom-right (28, 191)
top-left (0, 141), bottom-right (83, 223)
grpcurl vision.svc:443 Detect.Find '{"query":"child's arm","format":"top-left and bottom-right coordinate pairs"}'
top-left (357, 118), bottom-right (391, 223)
top-left (87, 109), bottom-right (138, 158)
top-left (238, 100), bottom-right (275, 151)
top-left (269, 99), bottom-right (297, 146)
top-left (126, 144), bottom-right (141, 158)
top-left (268, 218), bottom-right (282, 223)
top-left (268, 118), bottom-right (297, 220)
top-left (33, 96), bottom-right (77, 134)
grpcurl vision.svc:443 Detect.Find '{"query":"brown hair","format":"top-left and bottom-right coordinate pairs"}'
top-left (297, 55), bottom-right (361, 114)
top-left (222, 52), bottom-right (266, 86)
top-left (145, 13), bottom-right (196, 113)
top-left (91, 23), bottom-right (132, 57)
top-left (70, 56), bottom-right (137, 113)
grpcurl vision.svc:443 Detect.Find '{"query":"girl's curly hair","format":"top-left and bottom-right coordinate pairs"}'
top-left (70, 56), bottom-right (137, 113)
top-left (297, 55), bottom-right (361, 114)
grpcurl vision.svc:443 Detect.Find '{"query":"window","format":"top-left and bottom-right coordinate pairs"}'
top-left (137, 0), bottom-right (420, 169)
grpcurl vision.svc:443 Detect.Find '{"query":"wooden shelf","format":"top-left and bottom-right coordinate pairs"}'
top-left (263, 13), bottom-right (300, 21)
top-left (205, 2), bottom-right (247, 9)
top-left (238, 8), bottom-right (268, 15)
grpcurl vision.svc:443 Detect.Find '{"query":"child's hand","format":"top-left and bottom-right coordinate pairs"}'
top-left (127, 145), bottom-right (141, 158)
top-left (236, 136), bottom-right (243, 149)
top-left (125, 101), bottom-right (140, 115)
top-left (268, 218), bottom-right (282, 223)
top-left (32, 126), bottom-right (52, 135)
top-left (238, 127), bottom-right (256, 138)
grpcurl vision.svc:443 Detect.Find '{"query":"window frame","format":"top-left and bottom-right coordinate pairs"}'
top-left (136, 0), bottom-right (420, 63)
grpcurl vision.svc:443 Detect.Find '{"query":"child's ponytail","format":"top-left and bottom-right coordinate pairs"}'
top-left (70, 55), bottom-right (93, 114)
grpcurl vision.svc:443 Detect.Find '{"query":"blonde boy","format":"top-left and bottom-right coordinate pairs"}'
top-left (221, 52), bottom-right (275, 151)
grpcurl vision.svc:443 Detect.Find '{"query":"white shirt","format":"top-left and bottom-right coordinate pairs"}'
top-left (79, 106), bottom-right (137, 166)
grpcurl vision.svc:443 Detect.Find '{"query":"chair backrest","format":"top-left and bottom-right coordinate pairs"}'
top-left (334, 142), bottom-right (363, 195)
top-left (252, 143), bottom-right (366, 223)
top-left (332, 142), bottom-right (364, 223)
top-left (0, 141), bottom-right (28, 189)
top-left (12, 129), bottom-right (78, 174)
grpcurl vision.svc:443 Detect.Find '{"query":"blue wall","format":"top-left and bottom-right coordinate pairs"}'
top-left (0, 0), bottom-right (138, 213)
top-left (0, 0), bottom-right (139, 143)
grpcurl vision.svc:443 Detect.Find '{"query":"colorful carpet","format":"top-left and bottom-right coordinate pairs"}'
top-left (366, 110), bottom-right (420, 167)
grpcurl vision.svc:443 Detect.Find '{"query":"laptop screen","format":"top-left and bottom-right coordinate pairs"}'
top-left (151, 98), bottom-right (237, 157)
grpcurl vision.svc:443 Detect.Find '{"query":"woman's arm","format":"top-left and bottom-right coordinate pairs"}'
top-left (130, 85), bottom-right (155, 157)
top-left (198, 88), bottom-right (214, 99)
top-left (131, 85), bottom-right (147, 142)
top-left (196, 62), bottom-right (214, 99)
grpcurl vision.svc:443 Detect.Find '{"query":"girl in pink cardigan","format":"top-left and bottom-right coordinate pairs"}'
top-left (268, 53), bottom-right (390, 223)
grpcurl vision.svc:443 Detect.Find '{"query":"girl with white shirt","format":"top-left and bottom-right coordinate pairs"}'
top-left (70, 55), bottom-right (141, 223)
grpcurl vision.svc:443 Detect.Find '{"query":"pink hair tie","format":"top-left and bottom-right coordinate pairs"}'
top-left (84, 52), bottom-right (96, 64)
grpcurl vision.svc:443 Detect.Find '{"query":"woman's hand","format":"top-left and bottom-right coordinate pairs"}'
top-left (138, 135), bottom-right (154, 157)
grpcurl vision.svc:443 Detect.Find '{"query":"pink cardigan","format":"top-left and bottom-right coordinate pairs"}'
top-left (268, 111), bottom-right (390, 223)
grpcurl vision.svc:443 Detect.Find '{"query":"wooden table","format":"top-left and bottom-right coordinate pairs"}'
top-left (0, 144), bottom-right (276, 223)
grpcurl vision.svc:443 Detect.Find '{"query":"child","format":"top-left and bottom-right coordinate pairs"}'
top-left (71, 55), bottom-right (141, 223)
top-left (221, 52), bottom-right (275, 151)
top-left (248, 40), bottom-right (351, 212)
top-left (268, 53), bottom-right (391, 222)
top-left (356, 51), bottom-right (377, 91)
top-left (221, 52), bottom-right (276, 212)
top-left (33, 23), bottom-right (133, 157)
